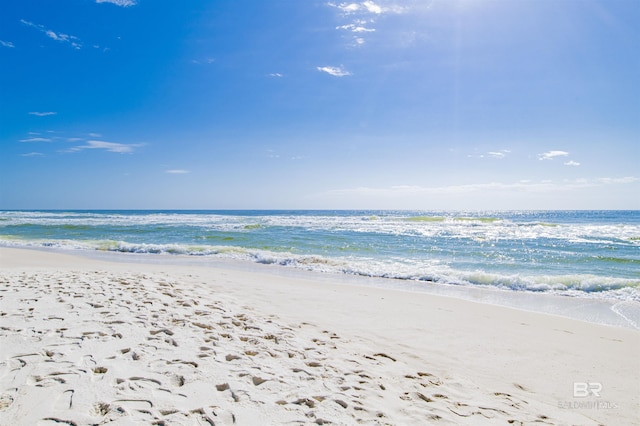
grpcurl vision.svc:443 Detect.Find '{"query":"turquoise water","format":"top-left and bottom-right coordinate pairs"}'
top-left (1, 210), bottom-right (639, 301)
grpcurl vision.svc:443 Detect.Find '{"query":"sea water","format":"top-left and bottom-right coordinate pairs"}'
top-left (1, 210), bottom-right (638, 304)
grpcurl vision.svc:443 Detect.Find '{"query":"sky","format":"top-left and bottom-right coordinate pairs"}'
top-left (0, 0), bottom-right (638, 210)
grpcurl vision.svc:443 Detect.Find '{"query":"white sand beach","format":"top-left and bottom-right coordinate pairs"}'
top-left (0, 247), bottom-right (638, 425)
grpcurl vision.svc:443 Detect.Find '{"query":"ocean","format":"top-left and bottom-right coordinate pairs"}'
top-left (1, 210), bottom-right (638, 304)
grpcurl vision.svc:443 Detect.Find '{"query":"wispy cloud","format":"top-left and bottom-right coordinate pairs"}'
top-left (467, 150), bottom-right (511, 159)
top-left (96, 0), bottom-right (137, 6)
top-left (28, 111), bottom-right (57, 117)
top-left (69, 140), bottom-right (142, 153)
top-left (191, 58), bottom-right (215, 65)
top-left (329, 1), bottom-right (406, 46)
top-left (266, 149), bottom-right (280, 159)
top-left (487, 150), bottom-right (510, 159)
top-left (19, 137), bottom-right (52, 143)
top-left (317, 66), bottom-right (352, 77)
top-left (21, 152), bottom-right (45, 157)
top-left (330, 2), bottom-right (361, 14)
top-left (597, 176), bottom-right (637, 184)
top-left (329, 1), bottom-right (405, 15)
top-left (337, 23), bottom-right (376, 33)
top-left (0, 40), bottom-right (15, 48)
top-left (266, 149), bottom-right (304, 160)
top-left (21, 20), bottom-right (82, 49)
top-left (16, 130), bottom-right (144, 155)
top-left (320, 177), bottom-right (639, 198)
top-left (269, 73), bottom-right (284, 78)
top-left (165, 169), bottom-right (190, 174)
top-left (538, 150), bottom-right (569, 160)
top-left (564, 160), bottom-right (580, 167)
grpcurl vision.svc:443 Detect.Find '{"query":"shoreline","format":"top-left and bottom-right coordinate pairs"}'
top-left (7, 245), bottom-right (640, 330)
top-left (1, 247), bottom-right (639, 424)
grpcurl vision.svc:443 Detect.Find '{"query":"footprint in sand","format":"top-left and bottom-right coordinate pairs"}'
top-left (40, 417), bottom-right (78, 425)
top-left (53, 389), bottom-right (75, 410)
top-left (0, 389), bottom-right (17, 411)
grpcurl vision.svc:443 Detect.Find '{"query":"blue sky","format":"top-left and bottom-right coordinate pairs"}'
top-left (1, 0), bottom-right (638, 210)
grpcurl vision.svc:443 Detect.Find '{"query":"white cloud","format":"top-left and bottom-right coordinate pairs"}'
top-left (330, 2), bottom-right (361, 13)
top-left (1, 40), bottom-right (15, 48)
top-left (46, 31), bottom-right (67, 42)
top-left (192, 58), bottom-right (215, 65)
top-left (564, 160), bottom-right (580, 166)
top-left (21, 20), bottom-right (82, 49)
top-left (269, 73), bottom-right (284, 77)
top-left (166, 169), bottom-right (190, 174)
top-left (70, 140), bottom-right (142, 153)
top-left (96, 0), bottom-right (137, 6)
top-left (362, 1), bottom-right (383, 14)
top-left (487, 152), bottom-right (505, 158)
top-left (19, 137), bottom-right (52, 143)
top-left (337, 24), bottom-right (376, 33)
top-left (468, 149), bottom-right (510, 159)
top-left (28, 111), bottom-right (57, 116)
top-left (487, 150), bottom-right (510, 159)
top-left (538, 150), bottom-right (569, 160)
top-left (320, 176), bottom-right (639, 198)
top-left (21, 152), bottom-right (44, 157)
top-left (329, 1), bottom-right (404, 15)
top-left (317, 66), bottom-right (352, 77)
top-left (597, 176), bottom-right (638, 184)
top-left (328, 2), bottom-right (405, 47)
top-left (267, 150), bottom-right (280, 159)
